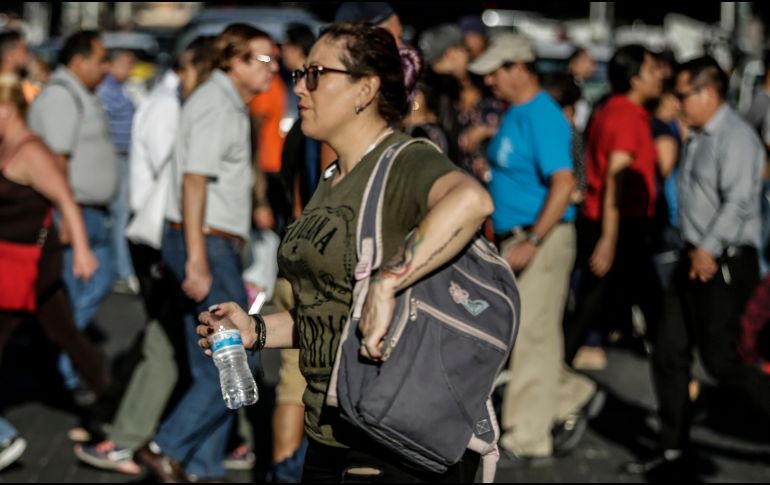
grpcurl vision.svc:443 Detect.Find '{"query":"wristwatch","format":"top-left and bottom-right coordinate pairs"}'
top-left (525, 231), bottom-right (543, 247)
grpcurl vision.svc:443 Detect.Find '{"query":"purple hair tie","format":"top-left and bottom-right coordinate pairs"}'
top-left (400, 45), bottom-right (423, 108)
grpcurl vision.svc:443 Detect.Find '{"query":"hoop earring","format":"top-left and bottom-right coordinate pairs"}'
top-left (355, 105), bottom-right (364, 114)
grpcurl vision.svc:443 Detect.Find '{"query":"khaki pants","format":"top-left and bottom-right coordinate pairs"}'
top-left (499, 224), bottom-right (595, 457)
top-left (109, 319), bottom-right (177, 449)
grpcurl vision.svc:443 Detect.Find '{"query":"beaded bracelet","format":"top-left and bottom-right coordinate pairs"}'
top-left (250, 314), bottom-right (267, 354)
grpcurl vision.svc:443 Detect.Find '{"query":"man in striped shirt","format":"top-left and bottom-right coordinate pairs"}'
top-left (98, 49), bottom-right (138, 294)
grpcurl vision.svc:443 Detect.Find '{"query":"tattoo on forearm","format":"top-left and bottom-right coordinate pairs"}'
top-left (380, 228), bottom-right (422, 279)
top-left (378, 225), bottom-right (464, 289)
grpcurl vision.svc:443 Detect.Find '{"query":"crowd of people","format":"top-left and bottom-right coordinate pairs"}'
top-left (1, 1), bottom-right (770, 482)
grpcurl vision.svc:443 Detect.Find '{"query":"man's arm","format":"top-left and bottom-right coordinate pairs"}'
top-left (506, 170), bottom-right (575, 271)
top-left (590, 151), bottom-right (632, 277)
top-left (182, 173), bottom-right (211, 302)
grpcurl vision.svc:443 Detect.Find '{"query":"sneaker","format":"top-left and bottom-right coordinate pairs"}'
top-left (113, 276), bottom-right (140, 295)
top-left (0, 436), bottom-right (27, 472)
top-left (552, 412), bottom-right (588, 456)
top-left (223, 444), bottom-right (255, 471)
top-left (74, 441), bottom-right (141, 475)
top-left (552, 389), bottom-right (606, 456)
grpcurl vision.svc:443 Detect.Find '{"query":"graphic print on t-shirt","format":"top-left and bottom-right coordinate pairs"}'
top-left (280, 204), bottom-right (355, 369)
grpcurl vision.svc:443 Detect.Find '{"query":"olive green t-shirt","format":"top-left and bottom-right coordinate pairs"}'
top-left (277, 132), bottom-right (458, 447)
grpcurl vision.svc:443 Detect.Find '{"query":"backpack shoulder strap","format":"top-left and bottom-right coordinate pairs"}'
top-left (353, 137), bottom-right (442, 281)
top-left (47, 78), bottom-right (85, 117)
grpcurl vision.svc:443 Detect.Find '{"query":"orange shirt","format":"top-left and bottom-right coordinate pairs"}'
top-left (249, 75), bottom-right (287, 173)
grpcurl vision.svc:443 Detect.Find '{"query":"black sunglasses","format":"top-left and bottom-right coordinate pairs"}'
top-left (292, 65), bottom-right (351, 92)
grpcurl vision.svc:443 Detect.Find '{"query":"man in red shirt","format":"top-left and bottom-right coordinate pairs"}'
top-left (564, 44), bottom-right (663, 365)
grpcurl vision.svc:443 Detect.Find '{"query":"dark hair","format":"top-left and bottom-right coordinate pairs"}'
top-left (567, 46), bottom-right (588, 66)
top-left (542, 73), bottom-right (581, 108)
top-left (59, 30), bottom-right (101, 67)
top-left (214, 23), bottom-right (271, 72)
top-left (0, 31), bottom-right (23, 58)
top-left (678, 55), bottom-right (728, 100)
top-left (320, 22), bottom-right (408, 125)
top-left (608, 44), bottom-right (650, 94)
top-left (286, 23), bottom-right (316, 58)
top-left (184, 35), bottom-right (216, 86)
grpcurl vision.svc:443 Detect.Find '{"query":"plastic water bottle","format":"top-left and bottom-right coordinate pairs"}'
top-left (210, 325), bottom-right (258, 410)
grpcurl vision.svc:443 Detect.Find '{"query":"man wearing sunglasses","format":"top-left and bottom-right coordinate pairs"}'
top-left (628, 56), bottom-right (770, 479)
top-left (136, 24), bottom-right (277, 482)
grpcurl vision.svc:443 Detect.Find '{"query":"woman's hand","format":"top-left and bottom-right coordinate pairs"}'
top-left (72, 247), bottom-right (99, 281)
top-left (197, 302), bottom-right (256, 357)
top-left (358, 278), bottom-right (397, 361)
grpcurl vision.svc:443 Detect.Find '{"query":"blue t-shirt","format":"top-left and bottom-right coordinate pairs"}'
top-left (487, 91), bottom-right (575, 232)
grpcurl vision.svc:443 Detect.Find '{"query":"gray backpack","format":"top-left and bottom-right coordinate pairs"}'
top-left (327, 139), bottom-right (520, 482)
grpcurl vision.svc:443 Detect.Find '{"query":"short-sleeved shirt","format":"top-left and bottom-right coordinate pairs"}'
top-left (486, 91), bottom-right (574, 232)
top-left (582, 95), bottom-right (657, 221)
top-left (165, 70), bottom-right (253, 240)
top-left (276, 131), bottom-right (457, 448)
top-left (28, 67), bottom-right (118, 205)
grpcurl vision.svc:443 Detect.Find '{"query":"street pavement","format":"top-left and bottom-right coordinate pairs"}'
top-left (1, 292), bottom-right (769, 483)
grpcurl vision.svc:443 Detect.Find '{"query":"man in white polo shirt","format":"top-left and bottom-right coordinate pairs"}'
top-left (134, 24), bottom-right (277, 482)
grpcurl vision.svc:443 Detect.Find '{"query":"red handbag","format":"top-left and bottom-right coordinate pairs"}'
top-left (0, 133), bottom-right (50, 312)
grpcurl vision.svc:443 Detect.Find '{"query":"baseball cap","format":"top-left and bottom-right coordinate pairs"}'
top-left (468, 33), bottom-right (536, 75)
top-left (418, 24), bottom-right (464, 64)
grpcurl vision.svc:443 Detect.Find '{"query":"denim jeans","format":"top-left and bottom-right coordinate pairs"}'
top-left (0, 417), bottom-right (17, 442)
top-left (59, 207), bottom-right (116, 389)
top-left (109, 154), bottom-right (136, 281)
top-left (155, 224), bottom-right (256, 479)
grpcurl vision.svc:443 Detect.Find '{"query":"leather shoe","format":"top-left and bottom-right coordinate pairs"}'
top-left (135, 441), bottom-right (190, 483)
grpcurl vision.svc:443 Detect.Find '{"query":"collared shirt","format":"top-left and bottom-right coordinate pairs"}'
top-left (679, 104), bottom-right (764, 256)
top-left (582, 94), bottom-right (657, 221)
top-left (97, 74), bottom-right (136, 154)
top-left (129, 70), bottom-right (181, 213)
top-left (166, 69), bottom-right (253, 240)
top-left (28, 67), bottom-right (118, 205)
top-left (486, 90), bottom-right (574, 232)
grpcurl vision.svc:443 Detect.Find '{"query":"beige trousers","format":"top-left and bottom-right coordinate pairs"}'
top-left (499, 224), bottom-right (595, 457)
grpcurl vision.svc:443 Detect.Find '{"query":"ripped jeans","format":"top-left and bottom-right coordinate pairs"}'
top-left (301, 437), bottom-right (479, 483)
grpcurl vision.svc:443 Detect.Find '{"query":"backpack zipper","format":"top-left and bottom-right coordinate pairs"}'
top-left (382, 288), bottom-right (412, 361)
top-left (411, 300), bottom-right (507, 352)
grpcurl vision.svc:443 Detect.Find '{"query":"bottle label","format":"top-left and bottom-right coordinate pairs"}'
top-left (211, 331), bottom-right (243, 353)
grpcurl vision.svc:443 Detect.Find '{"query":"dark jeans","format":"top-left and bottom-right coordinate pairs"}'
top-left (564, 217), bottom-right (663, 364)
top-left (154, 224), bottom-right (254, 479)
top-left (302, 438), bottom-right (480, 483)
top-left (651, 246), bottom-right (770, 450)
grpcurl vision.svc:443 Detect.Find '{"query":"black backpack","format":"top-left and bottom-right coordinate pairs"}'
top-left (327, 139), bottom-right (520, 482)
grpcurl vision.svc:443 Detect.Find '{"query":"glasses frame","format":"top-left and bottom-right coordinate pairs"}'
top-left (292, 65), bottom-right (351, 91)
top-left (250, 54), bottom-right (275, 65)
